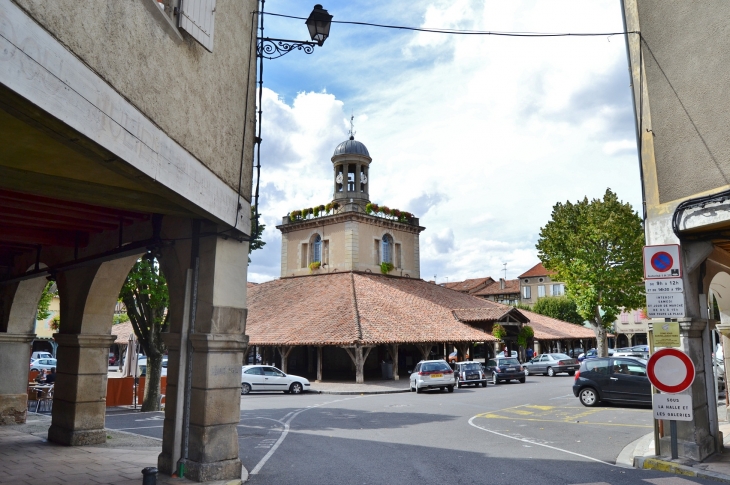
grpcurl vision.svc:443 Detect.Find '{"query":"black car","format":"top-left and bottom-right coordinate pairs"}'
top-left (454, 361), bottom-right (487, 388)
top-left (572, 357), bottom-right (651, 407)
top-left (485, 357), bottom-right (525, 384)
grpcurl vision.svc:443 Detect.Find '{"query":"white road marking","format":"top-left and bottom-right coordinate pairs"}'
top-left (249, 396), bottom-right (371, 475)
top-left (115, 425), bottom-right (164, 430)
top-left (468, 415), bottom-right (626, 468)
top-left (549, 394), bottom-right (575, 400)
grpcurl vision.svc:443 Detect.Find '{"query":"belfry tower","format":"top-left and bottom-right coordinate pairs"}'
top-left (277, 134), bottom-right (425, 278)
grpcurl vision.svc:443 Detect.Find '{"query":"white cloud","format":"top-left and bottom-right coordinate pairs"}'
top-left (249, 0), bottom-right (643, 284)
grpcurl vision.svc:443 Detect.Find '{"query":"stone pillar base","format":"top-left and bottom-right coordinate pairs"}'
top-left (48, 424), bottom-right (107, 446)
top-left (659, 433), bottom-right (716, 462)
top-left (0, 394), bottom-right (28, 425)
top-left (181, 458), bottom-right (242, 482)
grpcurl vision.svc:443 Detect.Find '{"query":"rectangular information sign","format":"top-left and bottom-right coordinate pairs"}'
top-left (645, 279), bottom-right (684, 293)
top-left (653, 393), bottom-right (692, 421)
top-left (653, 321), bottom-right (681, 348)
top-left (647, 293), bottom-right (686, 319)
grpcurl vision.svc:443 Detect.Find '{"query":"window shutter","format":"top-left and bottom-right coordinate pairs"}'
top-left (179, 0), bottom-right (216, 52)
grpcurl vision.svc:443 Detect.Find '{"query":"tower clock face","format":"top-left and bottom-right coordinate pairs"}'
top-left (361, 174), bottom-right (368, 184)
top-left (335, 173), bottom-right (343, 184)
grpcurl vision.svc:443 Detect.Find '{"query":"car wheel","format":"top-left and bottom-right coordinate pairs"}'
top-left (440, 387), bottom-right (446, 392)
top-left (524, 367), bottom-right (530, 376)
top-left (547, 367), bottom-right (555, 377)
top-left (290, 382), bottom-right (303, 394)
top-left (492, 373), bottom-right (498, 385)
top-left (456, 378), bottom-right (461, 389)
top-left (519, 377), bottom-right (526, 383)
top-left (579, 387), bottom-right (599, 407)
top-left (410, 382), bottom-right (415, 392)
top-left (482, 381), bottom-right (487, 388)
top-left (568, 371), bottom-right (575, 376)
top-left (416, 385), bottom-right (423, 394)
top-left (447, 386), bottom-right (454, 393)
top-left (241, 383), bottom-right (251, 395)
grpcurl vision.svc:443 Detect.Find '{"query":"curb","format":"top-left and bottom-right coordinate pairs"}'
top-left (310, 388), bottom-right (410, 395)
top-left (635, 456), bottom-right (730, 483)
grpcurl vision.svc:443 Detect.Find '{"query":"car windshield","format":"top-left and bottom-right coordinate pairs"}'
top-left (498, 358), bottom-right (520, 366)
top-left (422, 362), bottom-right (450, 372)
top-left (551, 354), bottom-right (570, 360)
top-left (460, 363), bottom-right (481, 371)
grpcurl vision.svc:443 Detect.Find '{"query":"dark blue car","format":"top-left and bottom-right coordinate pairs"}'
top-left (573, 357), bottom-right (651, 407)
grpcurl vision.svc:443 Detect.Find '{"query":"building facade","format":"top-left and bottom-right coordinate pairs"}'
top-left (622, 0), bottom-right (730, 462)
top-left (518, 263), bottom-right (565, 304)
top-left (0, 1), bottom-right (256, 481)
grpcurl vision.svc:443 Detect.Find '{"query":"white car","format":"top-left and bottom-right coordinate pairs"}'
top-left (241, 365), bottom-right (310, 395)
top-left (409, 360), bottom-right (455, 393)
top-left (30, 358), bottom-right (57, 372)
top-left (137, 356), bottom-right (168, 377)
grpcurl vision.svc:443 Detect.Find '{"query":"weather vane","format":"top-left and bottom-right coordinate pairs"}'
top-left (348, 114), bottom-right (356, 139)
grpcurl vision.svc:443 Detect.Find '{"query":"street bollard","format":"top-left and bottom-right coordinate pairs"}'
top-left (142, 467), bottom-right (158, 485)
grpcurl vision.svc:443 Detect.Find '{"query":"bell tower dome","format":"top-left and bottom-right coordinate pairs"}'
top-left (331, 135), bottom-right (371, 206)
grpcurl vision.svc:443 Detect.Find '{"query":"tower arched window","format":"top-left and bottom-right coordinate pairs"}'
top-left (312, 234), bottom-right (322, 263)
top-left (382, 234), bottom-right (393, 264)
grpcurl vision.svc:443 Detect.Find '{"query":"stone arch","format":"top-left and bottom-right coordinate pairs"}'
top-left (2, 276), bottom-right (50, 335)
top-left (709, 271), bottom-right (730, 323)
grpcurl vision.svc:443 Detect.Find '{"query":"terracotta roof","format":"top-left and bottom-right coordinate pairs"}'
top-left (451, 306), bottom-right (528, 323)
top-left (111, 321), bottom-right (135, 344)
top-left (247, 282), bottom-right (258, 288)
top-left (441, 277), bottom-right (494, 293)
top-left (473, 278), bottom-right (520, 296)
top-left (521, 310), bottom-right (595, 340)
top-left (246, 272), bottom-right (503, 346)
top-left (518, 262), bottom-right (556, 279)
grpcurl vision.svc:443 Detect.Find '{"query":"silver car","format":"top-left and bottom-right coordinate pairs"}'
top-left (30, 358), bottom-right (57, 372)
top-left (523, 353), bottom-right (579, 377)
top-left (409, 360), bottom-right (455, 393)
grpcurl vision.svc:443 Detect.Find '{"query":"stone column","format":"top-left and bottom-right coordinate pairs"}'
top-left (48, 334), bottom-right (116, 445)
top-left (657, 318), bottom-right (717, 461)
top-left (316, 346), bottom-right (323, 382)
top-left (0, 334), bottom-right (35, 424)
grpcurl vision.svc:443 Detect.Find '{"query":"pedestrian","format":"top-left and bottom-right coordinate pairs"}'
top-left (503, 344), bottom-right (509, 358)
top-left (35, 369), bottom-right (46, 383)
top-left (526, 347), bottom-right (534, 361)
top-left (45, 367), bottom-right (56, 384)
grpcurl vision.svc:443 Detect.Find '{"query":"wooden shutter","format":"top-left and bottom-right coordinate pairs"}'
top-left (179, 0), bottom-right (216, 52)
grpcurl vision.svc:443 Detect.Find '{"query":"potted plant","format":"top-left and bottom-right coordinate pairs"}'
top-left (492, 324), bottom-right (506, 340)
top-left (309, 261), bottom-right (321, 272)
top-left (380, 262), bottom-right (394, 274)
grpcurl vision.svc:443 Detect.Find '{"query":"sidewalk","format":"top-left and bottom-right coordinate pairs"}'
top-left (309, 379), bottom-right (410, 394)
top-left (0, 414), bottom-right (245, 485)
top-left (621, 421), bottom-right (730, 483)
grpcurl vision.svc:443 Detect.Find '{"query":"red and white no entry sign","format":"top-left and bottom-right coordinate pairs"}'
top-left (647, 348), bottom-right (695, 394)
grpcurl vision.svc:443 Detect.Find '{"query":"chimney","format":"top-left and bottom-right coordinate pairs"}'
top-left (500, 278), bottom-right (505, 290)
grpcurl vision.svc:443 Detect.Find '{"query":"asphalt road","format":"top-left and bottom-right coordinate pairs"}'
top-left (105, 375), bottom-right (718, 485)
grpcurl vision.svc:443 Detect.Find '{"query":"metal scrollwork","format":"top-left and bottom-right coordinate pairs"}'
top-left (257, 38), bottom-right (317, 60)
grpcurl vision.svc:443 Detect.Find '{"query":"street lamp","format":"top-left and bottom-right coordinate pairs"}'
top-left (257, 3), bottom-right (333, 59)
top-left (252, 2), bottom-right (333, 235)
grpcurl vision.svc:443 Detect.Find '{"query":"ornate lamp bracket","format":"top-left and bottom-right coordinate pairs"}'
top-left (257, 38), bottom-right (318, 59)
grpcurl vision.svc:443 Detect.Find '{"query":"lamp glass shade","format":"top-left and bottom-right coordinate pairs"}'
top-left (305, 4), bottom-right (333, 46)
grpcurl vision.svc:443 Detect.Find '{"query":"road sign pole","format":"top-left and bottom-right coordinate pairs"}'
top-left (648, 326), bottom-right (660, 456)
top-left (670, 420), bottom-right (678, 459)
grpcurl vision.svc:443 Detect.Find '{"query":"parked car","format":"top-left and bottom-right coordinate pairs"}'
top-left (31, 351), bottom-right (53, 361)
top-left (409, 360), bottom-right (455, 393)
top-left (573, 357), bottom-right (650, 407)
top-left (578, 348), bottom-right (615, 361)
top-left (137, 356), bottom-right (168, 377)
top-left (30, 358), bottom-right (57, 372)
top-left (496, 350), bottom-right (518, 358)
top-left (568, 348), bottom-right (584, 358)
top-left (523, 353), bottom-right (579, 377)
top-left (631, 345), bottom-right (650, 359)
top-left (454, 361), bottom-right (487, 388)
top-left (241, 365), bottom-right (310, 395)
top-left (484, 357), bottom-right (525, 384)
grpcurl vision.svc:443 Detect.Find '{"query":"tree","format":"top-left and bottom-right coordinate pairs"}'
top-left (536, 189), bottom-right (644, 357)
top-left (120, 254), bottom-right (169, 411)
top-left (249, 206), bottom-right (266, 264)
top-left (531, 297), bottom-right (584, 326)
top-left (36, 282), bottom-right (55, 321)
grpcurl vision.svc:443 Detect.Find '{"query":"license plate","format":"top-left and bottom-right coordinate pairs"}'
top-left (508, 367), bottom-right (516, 371)
top-left (431, 374), bottom-right (443, 378)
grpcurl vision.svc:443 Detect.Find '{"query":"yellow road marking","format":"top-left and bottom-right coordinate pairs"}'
top-left (472, 414), bottom-right (652, 428)
top-left (524, 405), bottom-right (555, 410)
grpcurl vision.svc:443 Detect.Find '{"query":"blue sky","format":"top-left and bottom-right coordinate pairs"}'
top-left (248, 0), bottom-right (643, 284)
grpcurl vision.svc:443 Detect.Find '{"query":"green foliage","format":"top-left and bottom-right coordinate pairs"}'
top-left (513, 302), bottom-right (532, 311)
top-left (249, 206), bottom-right (266, 264)
top-left (113, 313), bottom-right (130, 325)
top-left (37, 282), bottom-right (55, 321)
top-left (531, 297), bottom-right (584, 325)
top-left (517, 325), bottom-right (534, 348)
top-left (380, 262), bottom-right (394, 274)
top-left (49, 315), bottom-right (60, 332)
top-left (365, 203), bottom-right (373, 214)
top-left (536, 189), bottom-right (644, 354)
top-left (492, 323), bottom-right (506, 340)
top-left (309, 261), bottom-right (321, 272)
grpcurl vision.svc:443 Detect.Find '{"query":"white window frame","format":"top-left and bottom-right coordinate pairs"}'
top-left (538, 285), bottom-right (545, 298)
top-left (522, 286), bottom-right (531, 299)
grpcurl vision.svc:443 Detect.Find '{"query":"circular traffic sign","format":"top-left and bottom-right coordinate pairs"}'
top-left (650, 251), bottom-right (674, 273)
top-left (646, 348), bottom-right (695, 394)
